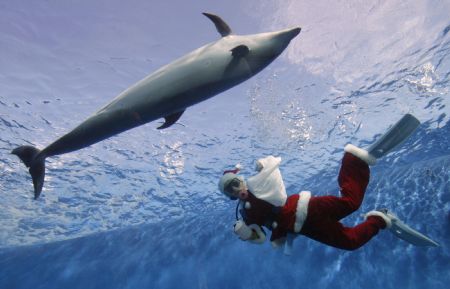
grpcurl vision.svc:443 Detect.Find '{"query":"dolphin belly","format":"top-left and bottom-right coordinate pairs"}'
top-left (42, 109), bottom-right (150, 157)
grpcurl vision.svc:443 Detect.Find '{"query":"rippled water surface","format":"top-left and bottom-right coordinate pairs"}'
top-left (1, 1), bottom-right (449, 289)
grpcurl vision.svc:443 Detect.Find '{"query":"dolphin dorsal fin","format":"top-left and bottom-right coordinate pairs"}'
top-left (203, 12), bottom-right (232, 37)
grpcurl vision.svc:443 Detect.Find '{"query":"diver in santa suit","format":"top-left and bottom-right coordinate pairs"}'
top-left (218, 114), bottom-right (437, 250)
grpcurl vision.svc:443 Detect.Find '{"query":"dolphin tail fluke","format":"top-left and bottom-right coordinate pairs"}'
top-left (11, 145), bottom-right (46, 199)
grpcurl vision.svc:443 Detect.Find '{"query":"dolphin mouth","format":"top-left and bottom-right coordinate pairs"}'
top-left (272, 27), bottom-right (302, 43)
top-left (286, 27), bottom-right (301, 39)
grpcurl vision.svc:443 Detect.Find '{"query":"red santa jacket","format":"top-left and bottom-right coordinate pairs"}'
top-left (241, 190), bottom-right (311, 246)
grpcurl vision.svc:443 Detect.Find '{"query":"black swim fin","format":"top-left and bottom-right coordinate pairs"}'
top-left (368, 114), bottom-right (420, 158)
top-left (11, 145), bottom-right (46, 199)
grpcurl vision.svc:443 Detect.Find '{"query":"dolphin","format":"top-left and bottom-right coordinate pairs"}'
top-left (11, 13), bottom-right (301, 199)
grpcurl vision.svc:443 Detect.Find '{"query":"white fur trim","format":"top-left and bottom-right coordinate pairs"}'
top-left (294, 191), bottom-right (311, 233)
top-left (344, 144), bottom-right (377, 165)
top-left (365, 210), bottom-right (392, 229)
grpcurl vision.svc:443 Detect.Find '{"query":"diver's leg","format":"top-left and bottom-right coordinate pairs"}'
top-left (308, 152), bottom-right (370, 221)
top-left (335, 151), bottom-right (371, 219)
top-left (331, 114), bottom-right (421, 219)
top-left (300, 216), bottom-right (386, 250)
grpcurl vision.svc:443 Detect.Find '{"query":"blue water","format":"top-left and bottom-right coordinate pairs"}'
top-left (1, 1), bottom-right (449, 288)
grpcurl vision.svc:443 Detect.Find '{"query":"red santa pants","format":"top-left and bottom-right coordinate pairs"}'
top-left (300, 152), bottom-right (386, 250)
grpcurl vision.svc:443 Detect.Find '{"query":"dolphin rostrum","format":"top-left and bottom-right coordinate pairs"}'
top-left (12, 13), bottom-right (301, 199)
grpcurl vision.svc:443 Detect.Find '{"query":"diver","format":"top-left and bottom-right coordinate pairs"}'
top-left (218, 114), bottom-right (439, 251)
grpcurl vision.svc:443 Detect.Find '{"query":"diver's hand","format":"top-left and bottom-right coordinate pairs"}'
top-left (234, 221), bottom-right (266, 244)
top-left (234, 220), bottom-right (252, 240)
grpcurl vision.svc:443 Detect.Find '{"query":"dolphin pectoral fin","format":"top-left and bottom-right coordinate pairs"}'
top-left (11, 145), bottom-right (46, 199)
top-left (231, 45), bottom-right (249, 57)
top-left (157, 110), bottom-right (185, 129)
top-left (225, 45), bottom-right (251, 76)
top-left (202, 13), bottom-right (232, 37)
top-left (224, 57), bottom-right (253, 77)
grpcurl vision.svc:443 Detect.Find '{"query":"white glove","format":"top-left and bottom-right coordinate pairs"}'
top-left (234, 220), bottom-right (252, 240)
top-left (248, 224), bottom-right (266, 244)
